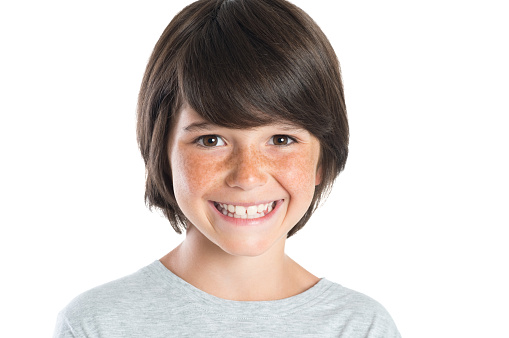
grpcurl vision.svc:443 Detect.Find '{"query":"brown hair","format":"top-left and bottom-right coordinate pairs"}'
top-left (137, 0), bottom-right (348, 238)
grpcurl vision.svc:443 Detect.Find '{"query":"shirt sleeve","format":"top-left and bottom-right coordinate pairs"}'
top-left (365, 303), bottom-right (401, 338)
top-left (53, 312), bottom-right (76, 338)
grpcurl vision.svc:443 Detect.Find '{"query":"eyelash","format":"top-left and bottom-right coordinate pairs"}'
top-left (268, 135), bottom-right (297, 146)
top-left (195, 135), bottom-right (226, 147)
top-left (194, 135), bottom-right (297, 148)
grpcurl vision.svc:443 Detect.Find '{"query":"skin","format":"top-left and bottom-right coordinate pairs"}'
top-left (160, 103), bottom-right (322, 301)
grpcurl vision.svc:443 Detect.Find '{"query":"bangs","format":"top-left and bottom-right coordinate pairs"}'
top-left (178, 0), bottom-right (334, 135)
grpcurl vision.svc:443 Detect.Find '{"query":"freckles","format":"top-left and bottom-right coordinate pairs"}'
top-left (172, 150), bottom-right (225, 192)
top-left (271, 152), bottom-right (318, 193)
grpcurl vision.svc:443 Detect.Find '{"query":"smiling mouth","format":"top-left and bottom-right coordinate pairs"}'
top-left (213, 201), bottom-right (278, 219)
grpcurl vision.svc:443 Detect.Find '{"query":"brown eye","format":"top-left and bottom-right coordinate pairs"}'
top-left (204, 136), bottom-right (218, 146)
top-left (198, 135), bottom-right (225, 147)
top-left (271, 135), bottom-right (293, 146)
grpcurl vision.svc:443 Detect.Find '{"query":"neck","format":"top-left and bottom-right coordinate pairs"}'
top-left (160, 225), bottom-right (319, 301)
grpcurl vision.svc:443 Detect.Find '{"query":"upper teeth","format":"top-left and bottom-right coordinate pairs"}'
top-left (216, 201), bottom-right (275, 218)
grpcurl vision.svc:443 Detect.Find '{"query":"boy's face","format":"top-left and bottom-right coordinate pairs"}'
top-left (167, 103), bottom-right (322, 257)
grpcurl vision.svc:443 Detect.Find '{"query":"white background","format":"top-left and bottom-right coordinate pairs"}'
top-left (1, 1), bottom-right (508, 337)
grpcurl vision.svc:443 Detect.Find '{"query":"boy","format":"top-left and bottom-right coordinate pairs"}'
top-left (54, 1), bottom-right (400, 336)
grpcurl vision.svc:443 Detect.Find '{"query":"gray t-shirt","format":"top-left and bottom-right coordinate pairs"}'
top-left (54, 261), bottom-right (400, 337)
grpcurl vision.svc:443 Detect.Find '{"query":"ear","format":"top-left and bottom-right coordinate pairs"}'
top-left (315, 166), bottom-right (323, 186)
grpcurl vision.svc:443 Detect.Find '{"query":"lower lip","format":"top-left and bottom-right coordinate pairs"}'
top-left (209, 200), bottom-right (283, 226)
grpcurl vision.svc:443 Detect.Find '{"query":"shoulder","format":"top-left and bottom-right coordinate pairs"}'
top-left (316, 280), bottom-right (401, 337)
top-left (54, 261), bottom-right (171, 337)
top-left (63, 263), bottom-right (156, 315)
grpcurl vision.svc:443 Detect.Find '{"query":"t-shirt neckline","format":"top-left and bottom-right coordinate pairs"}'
top-left (146, 260), bottom-right (336, 317)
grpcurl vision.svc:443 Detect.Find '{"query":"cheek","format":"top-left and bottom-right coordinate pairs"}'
top-left (271, 152), bottom-right (319, 198)
top-left (171, 149), bottom-right (226, 197)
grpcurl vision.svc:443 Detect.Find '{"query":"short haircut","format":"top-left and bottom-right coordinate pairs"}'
top-left (137, 0), bottom-right (349, 238)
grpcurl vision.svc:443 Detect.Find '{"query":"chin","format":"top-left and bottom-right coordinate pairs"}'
top-left (218, 236), bottom-right (280, 258)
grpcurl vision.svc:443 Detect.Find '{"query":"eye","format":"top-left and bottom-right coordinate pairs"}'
top-left (197, 135), bottom-right (226, 147)
top-left (269, 135), bottom-right (295, 146)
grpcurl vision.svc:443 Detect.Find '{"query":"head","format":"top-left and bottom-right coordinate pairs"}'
top-left (137, 0), bottom-right (348, 238)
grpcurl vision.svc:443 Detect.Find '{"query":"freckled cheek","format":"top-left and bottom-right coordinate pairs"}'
top-left (171, 151), bottom-right (226, 194)
top-left (270, 153), bottom-right (319, 197)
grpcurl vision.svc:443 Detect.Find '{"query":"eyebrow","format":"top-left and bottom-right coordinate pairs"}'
top-left (273, 124), bottom-right (306, 132)
top-left (183, 122), bottom-right (217, 133)
top-left (183, 121), bottom-right (306, 133)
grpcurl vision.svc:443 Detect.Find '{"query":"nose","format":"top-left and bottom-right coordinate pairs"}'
top-left (225, 145), bottom-right (268, 191)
